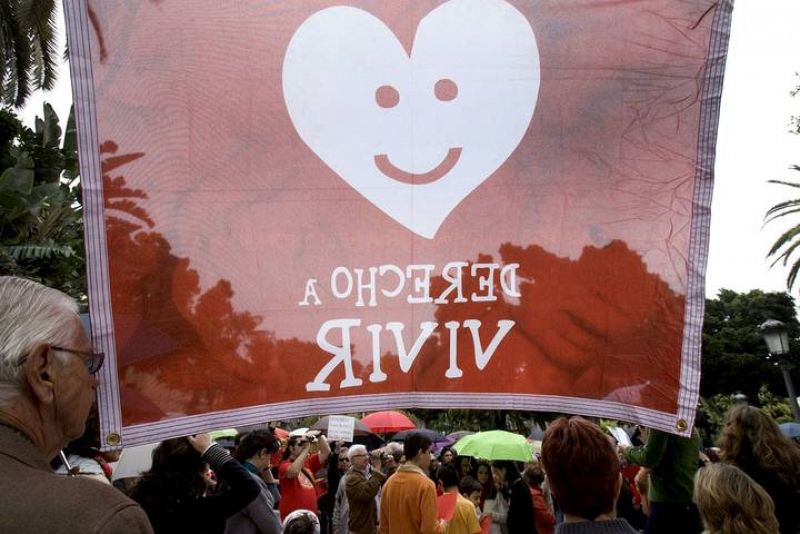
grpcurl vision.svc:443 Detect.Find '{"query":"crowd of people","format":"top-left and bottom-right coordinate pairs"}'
top-left (2, 278), bottom-right (800, 534)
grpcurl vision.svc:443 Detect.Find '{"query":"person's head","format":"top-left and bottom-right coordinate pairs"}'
top-left (460, 475), bottom-right (483, 507)
top-left (337, 446), bottom-right (350, 472)
top-left (491, 459), bottom-right (521, 488)
top-left (136, 437), bottom-right (208, 499)
top-left (694, 463), bottom-right (779, 534)
top-left (541, 416), bottom-right (621, 521)
top-left (283, 435), bottom-right (309, 461)
top-left (437, 462), bottom-right (460, 491)
top-left (234, 429), bottom-right (280, 469)
top-left (348, 444), bottom-right (369, 471)
top-left (476, 461), bottom-right (492, 485)
top-left (404, 432), bottom-right (433, 470)
top-left (0, 277), bottom-right (102, 456)
top-left (718, 405), bottom-right (800, 487)
top-left (523, 458), bottom-right (545, 487)
top-left (440, 447), bottom-right (454, 464)
top-left (282, 509), bottom-right (321, 534)
top-left (458, 455), bottom-right (474, 477)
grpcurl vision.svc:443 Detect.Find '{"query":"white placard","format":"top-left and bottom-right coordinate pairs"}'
top-left (327, 415), bottom-right (356, 442)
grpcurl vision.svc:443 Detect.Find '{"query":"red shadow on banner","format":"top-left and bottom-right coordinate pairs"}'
top-left (101, 141), bottom-right (684, 427)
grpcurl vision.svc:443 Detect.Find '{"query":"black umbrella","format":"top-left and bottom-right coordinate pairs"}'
top-left (391, 428), bottom-right (447, 443)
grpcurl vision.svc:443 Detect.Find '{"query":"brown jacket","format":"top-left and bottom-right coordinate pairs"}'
top-left (0, 424), bottom-right (153, 533)
top-left (345, 467), bottom-right (387, 534)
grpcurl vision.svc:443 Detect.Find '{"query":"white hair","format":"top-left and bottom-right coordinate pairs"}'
top-left (348, 444), bottom-right (368, 460)
top-left (0, 276), bottom-right (79, 383)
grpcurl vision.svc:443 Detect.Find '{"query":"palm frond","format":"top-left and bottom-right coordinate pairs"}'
top-left (18, 0), bottom-right (57, 91)
top-left (767, 179), bottom-right (800, 188)
top-left (765, 199), bottom-right (800, 220)
top-left (5, 243), bottom-right (73, 260)
top-left (767, 224), bottom-right (800, 258)
top-left (0, 0), bottom-right (34, 107)
top-left (787, 260), bottom-right (800, 291)
top-left (769, 238), bottom-right (800, 268)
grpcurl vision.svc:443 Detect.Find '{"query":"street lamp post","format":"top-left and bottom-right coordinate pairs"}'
top-left (759, 319), bottom-right (800, 421)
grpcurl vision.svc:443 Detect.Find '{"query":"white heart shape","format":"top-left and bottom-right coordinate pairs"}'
top-left (282, 0), bottom-right (540, 238)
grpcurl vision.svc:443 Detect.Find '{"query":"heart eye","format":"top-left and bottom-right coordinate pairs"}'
top-left (434, 79), bottom-right (458, 101)
top-left (375, 85), bottom-right (400, 108)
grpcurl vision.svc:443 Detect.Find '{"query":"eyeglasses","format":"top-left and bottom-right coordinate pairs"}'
top-left (18, 345), bottom-right (105, 375)
top-left (52, 346), bottom-right (105, 374)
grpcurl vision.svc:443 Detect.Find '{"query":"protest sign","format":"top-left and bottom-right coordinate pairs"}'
top-left (327, 416), bottom-right (356, 443)
top-left (63, 0), bottom-right (733, 446)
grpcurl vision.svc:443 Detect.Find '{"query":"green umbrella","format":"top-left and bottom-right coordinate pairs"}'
top-left (210, 428), bottom-right (238, 440)
top-left (452, 430), bottom-right (532, 462)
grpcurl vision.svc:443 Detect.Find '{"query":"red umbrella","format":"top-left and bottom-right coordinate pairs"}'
top-left (362, 411), bottom-right (416, 433)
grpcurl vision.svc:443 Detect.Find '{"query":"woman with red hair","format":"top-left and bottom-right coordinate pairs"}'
top-left (541, 417), bottom-right (638, 533)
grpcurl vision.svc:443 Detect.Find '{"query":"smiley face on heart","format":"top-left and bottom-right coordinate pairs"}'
top-left (283, 0), bottom-right (540, 238)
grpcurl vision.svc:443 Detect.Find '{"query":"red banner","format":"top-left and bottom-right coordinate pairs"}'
top-left (64, 0), bottom-right (733, 446)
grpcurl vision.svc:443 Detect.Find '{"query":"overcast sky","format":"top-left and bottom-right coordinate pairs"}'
top-left (20, 1), bottom-right (800, 300)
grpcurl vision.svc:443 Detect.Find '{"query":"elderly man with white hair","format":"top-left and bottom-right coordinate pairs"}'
top-left (345, 444), bottom-right (387, 534)
top-left (0, 276), bottom-right (153, 533)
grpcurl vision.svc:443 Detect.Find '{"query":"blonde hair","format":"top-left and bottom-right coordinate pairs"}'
top-left (717, 405), bottom-right (800, 488)
top-left (694, 463), bottom-right (779, 534)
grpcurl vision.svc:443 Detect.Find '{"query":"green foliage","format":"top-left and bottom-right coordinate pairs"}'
top-left (701, 289), bottom-right (798, 400)
top-left (756, 384), bottom-right (794, 423)
top-left (698, 387), bottom-right (793, 445)
top-left (0, 0), bottom-right (59, 107)
top-left (0, 102), bottom-right (85, 302)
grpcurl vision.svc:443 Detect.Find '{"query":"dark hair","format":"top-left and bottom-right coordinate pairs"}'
top-left (282, 435), bottom-right (304, 461)
top-left (541, 417), bottom-right (620, 521)
top-left (404, 433), bottom-right (433, 460)
top-left (439, 446), bottom-right (453, 460)
top-left (491, 459), bottom-right (521, 484)
top-left (130, 437), bottom-right (206, 514)
top-left (437, 463), bottom-right (460, 488)
top-left (460, 475), bottom-right (482, 496)
top-left (523, 461), bottom-right (545, 487)
top-left (235, 429), bottom-right (279, 463)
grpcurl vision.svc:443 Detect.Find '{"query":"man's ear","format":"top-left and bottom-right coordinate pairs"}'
top-left (23, 344), bottom-right (57, 405)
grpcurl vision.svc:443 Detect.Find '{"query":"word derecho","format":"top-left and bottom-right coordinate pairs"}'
top-left (299, 261), bottom-right (521, 392)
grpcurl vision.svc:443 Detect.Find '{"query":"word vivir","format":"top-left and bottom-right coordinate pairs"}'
top-left (298, 262), bottom-right (521, 307)
top-left (305, 318), bottom-right (515, 392)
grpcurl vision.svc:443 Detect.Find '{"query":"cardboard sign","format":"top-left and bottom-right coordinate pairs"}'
top-left (327, 416), bottom-right (356, 442)
top-left (63, 0), bottom-right (733, 446)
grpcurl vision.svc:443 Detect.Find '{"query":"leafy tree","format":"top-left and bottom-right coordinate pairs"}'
top-left (701, 289), bottom-right (798, 401)
top-left (0, 0), bottom-right (59, 107)
top-left (0, 102), bottom-right (85, 301)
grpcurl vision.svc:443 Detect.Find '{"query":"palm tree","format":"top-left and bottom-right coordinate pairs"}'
top-left (0, 0), bottom-right (59, 107)
top-left (765, 166), bottom-right (800, 290)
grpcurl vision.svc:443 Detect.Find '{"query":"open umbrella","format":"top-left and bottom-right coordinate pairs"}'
top-left (311, 415), bottom-right (384, 449)
top-left (779, 422), bottom-right (800, 439)
top-left (391, 429), bottom-right (447, 442)
top-left (112, 442), bottom-right (158, 481)
top-left (452, 430), bottom-right (532, 462)
top-left (361, 411), bottom-right (416, 433)
top-left (447, 431), bottom-right (475, 441)
top-left (311, 415), bottom-right (373, 435)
